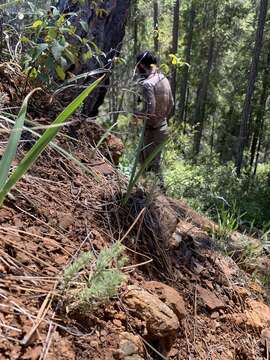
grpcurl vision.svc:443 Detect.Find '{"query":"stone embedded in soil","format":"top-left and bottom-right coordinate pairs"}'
top-left (227, 300), bottom-right (270, 330)
top-left (197, 285), bottom-right (225, 311)
top-left (57, 213), bottom-right (74, 229)
top-left (261, 328), bottom-right (270, 351)
top-left (123, 286), bottom-right (180, 339)
top-left (21, 345), bottom-right (43, 360)
top-left (118, 332), bottom-right (144, 360)
top-left (144, 281), bottom-right (186, 322)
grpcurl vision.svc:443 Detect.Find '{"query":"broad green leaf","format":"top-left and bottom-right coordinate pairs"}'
top-left (29, 67), bottom-right (38, 79)
top-left (55, 64), bottom-right (66, 80)
top-left (32, 19), bottom-right (43, 28)
top-left (20, 36), bottom-right (30, 43)
top-left (0, 88), bottom-right (41, 191)
top-left (46, 28), bottom-right (58, 42)
top-left (0, 75), bottom-right (105, 206)
top-left (56, 15), bottom-right (65, 27)
top-left (32, 43), bottom-right (48, 62)
top-left (64, 48), bottom-right (77, 64)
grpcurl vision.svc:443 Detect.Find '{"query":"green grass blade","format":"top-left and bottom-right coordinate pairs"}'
top-left (125, 120), bottom-right (146, 196)
top-left (0, 76), bottom-right (104, 205)
top-left (0, 88), bottom-right (40, 190)
top-left (123, 138), bottom-right (167, 204)
top-left (1, 115), bottom-right (99, 179)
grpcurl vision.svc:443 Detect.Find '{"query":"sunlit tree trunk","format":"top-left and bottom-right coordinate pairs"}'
top-left (178, 0), bottom-right (195, 122)
top-left (153, 1), bottom-right (159, 53)
top-left (133, 0), bottom-right (139, 112)
top-left (171, 0), bottom-right (181, 105)
top-left (236, 0), bottom-right (268, 176)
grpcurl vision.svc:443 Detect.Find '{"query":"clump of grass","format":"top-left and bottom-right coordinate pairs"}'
top-left (122, 120), bottom-right (167, 205)
top-left (208, 204), bottom-right (242, 251)
top-left (63, 242), bottom-right (128, 312)
top-left (0, 76), bottom-right (104, 206)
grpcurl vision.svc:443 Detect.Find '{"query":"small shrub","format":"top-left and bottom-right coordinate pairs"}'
top-left (63, 242), bottom-right (128, 312)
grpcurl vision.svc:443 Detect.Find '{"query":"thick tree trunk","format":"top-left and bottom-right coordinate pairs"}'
top-left (58, 0), bottom-right (131, 117)
top-left (153, 1), bottom-right (159, 53)
top-left (171, 0), bottom-right (181, 105)
top-left (178, 0), bottom-right (195, 122)
top-left (236, 0), bottom-right (268, 176)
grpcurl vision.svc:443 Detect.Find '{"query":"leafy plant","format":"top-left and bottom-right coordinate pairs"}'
top-left (215, 204), bottom-right (241, 239)
top-left (63, 242), bottom-right (127, 311)
top-left (21, 6), bottom-right (98, 83)
top-left (0, 75), bottom-right (104, 206)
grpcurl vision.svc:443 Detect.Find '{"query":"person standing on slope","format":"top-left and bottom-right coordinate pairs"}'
top-left (134, 51), bottom-right (174, 191)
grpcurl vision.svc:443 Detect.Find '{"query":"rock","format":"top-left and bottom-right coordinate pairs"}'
top-left (118, 332), bottom-right (144, 360)
top-left (123, 286), bottom-right (179, 355)
top-left (169, 229), bottom-right (182, 249)
top-left (123, 286), bottom-right (179, 339)
top-left (197, 286), bottom-right (225, 311)
top-left (20, 345), bottom-right (43, 360)
top-left (144, 281), bottom-right (186, 322)
top-left (262, 328), bottom-right (270, 341)
top-left (57, 213), bottom-right (74, 229)
top-left (246, 300), bottom-right (270, 329)
top-left (228, 300), bottom-right (270, 329)
top-left (261, 328), bottom-right (270, 352)
top-left (211, 312), bottom-right (219, 319)
top-left (215, 256), bottom-right (238, 279)
top-left (154, 195), bottom-right (178, 240)
top-left (233, 286), bottom-right (250, 300)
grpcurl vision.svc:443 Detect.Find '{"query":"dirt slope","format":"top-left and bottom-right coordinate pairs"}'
top-left (0, 67), bottom-right (270, 359)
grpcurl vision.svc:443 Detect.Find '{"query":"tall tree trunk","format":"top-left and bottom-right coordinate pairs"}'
top-left (178, 0), bottom-right (195, 122)
top-left (153, 1), bottom-right (159, 53)
top-left (133, 0), bottom-right (139, 112)
top-left (58, 0), bottom-right (131, 117)
top-left (249, 48), bottom-right (270, 171)
top-left (236, 0), bottom-right (268, 176)
top-left (192, 6), bottom-right (217, 159)
top-left (170, 0), bottom-right (181, 105)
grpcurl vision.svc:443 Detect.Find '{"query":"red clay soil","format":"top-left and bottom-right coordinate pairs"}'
top-left (0, 67), bottom-right (270, 359)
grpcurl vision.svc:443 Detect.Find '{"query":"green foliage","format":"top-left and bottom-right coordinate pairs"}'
top-left (0, 76), bottom-right (104, 206)
top-left (0, 88), bottom-right (39, 192)
top-left (64, 242), bottom-right (127, 311)
top-left (64, 251), bottom-right (93, 284)
top-left (164, 155), bottom-right (270, 230)
top-left (215, 204), bottom-right (240, 238)
top-left (0, 0), bottom-right (21, 10)
top-left (20, 7), bottom-right (95, 83)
